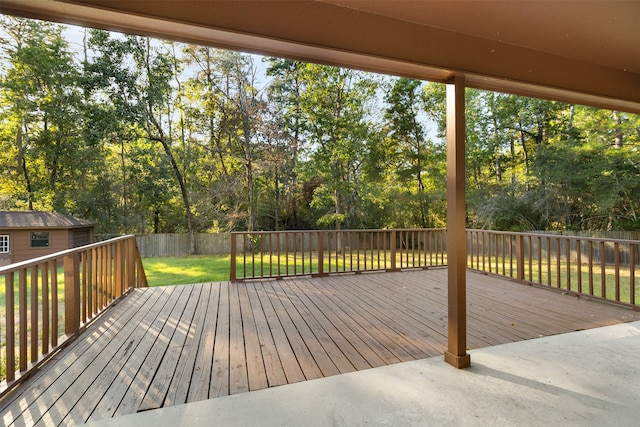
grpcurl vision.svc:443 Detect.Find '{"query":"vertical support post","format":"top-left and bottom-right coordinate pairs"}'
top-left (600, 241), bottom-right (606, 298)
top-left (41, 262), bottom-right (49, 354)
top-left (5, 271), bottom-right (15, 381)
top-left (390, 229), bottom-right (397, 271)
top-left (30, 265), bottom-right (39, 363)
top-left (516, 234), bottom-right (525, 282)
top-left (630, 243), bottom-right (635, 305)
top-left (444, 75), bottom-right (470, 369)
top-left (64, 252), bottom-right (80, 336)
top-left (127, 238), bottom-right (135, 290)
top-left (19, 269), bottom-right (27, 370)
top-left (50, 259), bottom-right (58, 347)
top-left (114, 241), bottom-right (122, 297)
top-left (317, 231), bottom-right (324, 276)
top-left (230, 233), bottom-right (237, 282)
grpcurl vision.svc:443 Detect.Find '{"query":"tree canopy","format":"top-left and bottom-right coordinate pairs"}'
top-left (1, 17), bottom-right (639, 238)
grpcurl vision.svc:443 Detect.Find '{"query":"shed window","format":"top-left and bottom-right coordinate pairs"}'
top-left (0, 235), bottom-right (8, 253)
top-left (30, 231), bottom-right (50, 248)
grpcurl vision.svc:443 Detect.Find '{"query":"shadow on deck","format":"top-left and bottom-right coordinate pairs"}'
top-left (1, 269), bottom-right (638, 425)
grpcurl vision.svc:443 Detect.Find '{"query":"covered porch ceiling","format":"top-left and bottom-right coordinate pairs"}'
top-left (2, 0), bottom-right (639, 114)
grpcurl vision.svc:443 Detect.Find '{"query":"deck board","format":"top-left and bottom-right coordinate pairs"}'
top-left (163, 281), bottom-right (211, 407)
top-left (184, 283), bottom-right (218, 403)
top-left (243, 285), bottom-right (288, 387)
top-left (115, 286), bottom-right (191, 417)
top-left (58, 288), bottom-right (175, 425)
top-left (208, 281), bottom-right (229, 399)
top-left (2, 269), bottom-right (638, 425)
top-left (260, 280), bottom-right (330, 380)
top-left (4, 288), bottom-right (157, 426)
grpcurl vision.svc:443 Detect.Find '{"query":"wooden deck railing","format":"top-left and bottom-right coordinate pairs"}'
top-left (467, 229), bottom-right (639, 308)
top-left (231, 228), bottom-right (638, 309)
top-left (230, 229), bottom-right (447, 281)
top-left (0, 235), bottom-right (147, 393)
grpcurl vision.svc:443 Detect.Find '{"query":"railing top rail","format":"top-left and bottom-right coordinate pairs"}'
top-left (0, 234), bottom-right (136, 275)
top-left (466, 229), bottom-right (640, 245)
top-left (230, 228), bottom-right (446, 235)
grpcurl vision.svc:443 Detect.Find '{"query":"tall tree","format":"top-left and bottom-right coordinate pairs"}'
top-left (384, 77), bottom-right (443, 227)
top-left (298, 64), bottom-right (377, 230)
top-left (265, 58), bottom-right (306, 229)
top-left (0, 17), bottom-right (84, 213)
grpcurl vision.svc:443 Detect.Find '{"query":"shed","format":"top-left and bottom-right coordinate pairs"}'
top-left (0, 211), bottom-right (96, 266)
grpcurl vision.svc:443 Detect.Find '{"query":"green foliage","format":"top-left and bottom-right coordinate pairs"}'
top-left (1, 17), bottom-right (638, 234)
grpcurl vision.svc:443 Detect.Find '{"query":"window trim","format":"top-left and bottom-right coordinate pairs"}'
top-left (0, 234), bottom-right (9, 253)
top-left (30, 231), bottom-right (50, 248)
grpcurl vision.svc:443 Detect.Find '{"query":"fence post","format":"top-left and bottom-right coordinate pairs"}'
top-left (64, 252), bottom-right (81, 336)
top-left (317, 231), bottom-right (324, 276)
top-left (515, 234), bottom-right (525, 282)
top-left (389, 229), bottom-right (397, 271)
top-left (230, 233), bottom-right (237, 282)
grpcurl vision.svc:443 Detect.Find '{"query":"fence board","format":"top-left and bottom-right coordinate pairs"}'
top-left (136, 233), bottom-right (236, 257)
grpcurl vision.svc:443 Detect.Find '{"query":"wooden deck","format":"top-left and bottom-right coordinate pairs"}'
top-left (2, 269), bottom-right (638, 425)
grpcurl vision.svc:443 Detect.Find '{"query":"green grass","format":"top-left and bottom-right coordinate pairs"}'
top-left (142, 255), bottom-right (232, 286)
top-left (0, 266), bottom-right (66, 382)
top-left (468, 255), bottom-right (639, 304)
top-left (234, 250), bottom-right (446, 279)
top-left (141, 250), bottom-right (446, 286)
top-left (0, 267), bottom-right (65, 309)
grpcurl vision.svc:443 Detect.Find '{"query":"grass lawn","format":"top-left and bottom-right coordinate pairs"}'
top-left (142, 255), bottom-right (232, 286)
top-left (468, 255), bottom-right (639, 304)
top-left (0, 267), bottom-right (65, 309)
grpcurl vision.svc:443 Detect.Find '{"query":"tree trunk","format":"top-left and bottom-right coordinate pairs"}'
top-left (16, 122), bottom-right (34, 210)
top-left (143, 38), bottom-right (196, 254)
top-left (613, 111), bottom-right (623, 148)
top-left (240, 105), bottom-right (256, 232)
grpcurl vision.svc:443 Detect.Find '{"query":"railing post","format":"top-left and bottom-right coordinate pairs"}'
top-left (389, 229), bottom-right (397, 271)
top-left (5, 272), bottom-right (15, 381)
top-left (317, 231), bottom-right (324, 276)
top-left (230, 233), bottom-right (237, 282)
top-left (516, 234), bottom-right (525, 282)
top-left (114, 240), bottom-right (122, 297)
top-left (64, 252), bottom-right (80, 336)
top-left (630, 243), bottom-right (636, 306)
top-left (127, 238), bottom-right (136, 289)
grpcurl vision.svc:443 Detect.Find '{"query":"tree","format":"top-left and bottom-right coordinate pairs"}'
top-left (183, 47), bottom-right (264, 232)
top-left (297, 64), bottom-right (378, 230)
top-left (0, 17), bottom-right (85, 213)
top-left (384, 77), bottom-right (444, 227)
top-left (265, 58), bottom-right (306, 229)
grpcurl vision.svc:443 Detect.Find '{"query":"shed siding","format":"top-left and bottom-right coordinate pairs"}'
top-left (71, 228), bottom-right (93, 248)
top-left (11, 229), bottom-right (70, 263)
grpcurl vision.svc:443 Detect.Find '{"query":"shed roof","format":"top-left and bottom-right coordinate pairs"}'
top-left (0, 211), bottom-right (96, 229)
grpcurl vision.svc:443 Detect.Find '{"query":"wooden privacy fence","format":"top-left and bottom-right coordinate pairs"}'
top-left (136, 233), bottom-right (232, 257)
top-left (0, 235), bottom-right (147, 394)
top-left (467, 229), bottom-right (639, 308)
top-left (230, 229), bottom-right (447, 281)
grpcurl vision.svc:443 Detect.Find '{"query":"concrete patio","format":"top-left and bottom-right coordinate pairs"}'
top-left (86, 320), bottom-right (640, 426)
